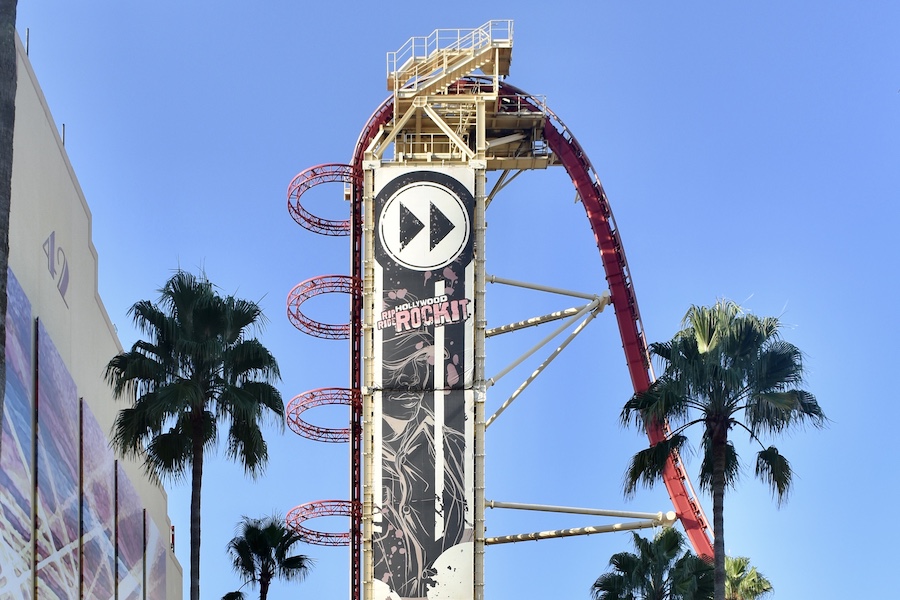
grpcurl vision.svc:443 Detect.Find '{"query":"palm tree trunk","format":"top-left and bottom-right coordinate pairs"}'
top-left (191, 431), bottom-right (204, 600)
top-left (712, 432), bottom-right (727, 600)
top-left (0, 0), bottom-right (17, 462)
top-left (260, 576), bottom-right (271, 600)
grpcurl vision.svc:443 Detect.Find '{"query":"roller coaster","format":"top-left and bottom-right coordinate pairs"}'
top-left (284, 20), bottom-right (712, 600)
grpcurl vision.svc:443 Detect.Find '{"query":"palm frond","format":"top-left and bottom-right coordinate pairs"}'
top-left (621, 376), bottom-right (691, 430)
top-left (755, 445), bottom-right (793, 505)
top-left (593, 528), bottom-right (710, 600)
top-left (698, 437), bottom-right (740, 493)
top-left (725, 555), bottom-right (773, 599)
top-left (225, 338), bottom-right (281, 383)
top-left (747, 389), bottom-right (826, 436)
top-left (143, 427), bottom-right (192, 482)
top-left (623, 434), bottom-right (688, 497)
top-left (591, 571), bottom-right (633, 600)
top-left (225, 418), bottom-right (268, 478)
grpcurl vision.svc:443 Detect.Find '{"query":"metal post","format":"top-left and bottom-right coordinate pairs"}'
top-left (473, 95), bottom-right (487, 600)
top-left (361, 161), bottom-right (376, 600)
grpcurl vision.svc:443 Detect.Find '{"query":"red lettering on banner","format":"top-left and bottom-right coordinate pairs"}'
top-left (384, 296), bottom-right (473, 333)
top-left (433, 302), bottom-right (451, 325)
top-left (457, 298), bottom-right (470, 319)
top-left (395, 310), bottom-right (410, 332)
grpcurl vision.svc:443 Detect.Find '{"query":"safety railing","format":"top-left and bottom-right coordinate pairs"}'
top-left (387, 19), bottom-right (512, 87)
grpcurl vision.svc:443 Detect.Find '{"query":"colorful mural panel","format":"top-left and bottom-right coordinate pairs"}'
top-left (116, 463), bottom-right (143, 600)
top-left (372, 168), bottom-right (476, 599)
top-left (81, 399), bottom-right (115, 600)
top-left (0, 270), bottom-right (34, 598)
top-left (146, 514), bottom-right (168, 600)
top-left (36, 321), bottom-right (80, 598)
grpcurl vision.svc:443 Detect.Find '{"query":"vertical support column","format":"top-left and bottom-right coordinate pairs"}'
top-left (361, 158), bottom-right (377, 600)
top-left (472, 96), bottom-right (487, 600)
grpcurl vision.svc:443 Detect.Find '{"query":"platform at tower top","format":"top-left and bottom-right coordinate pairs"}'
top-left (387, 20), bottom-right (513, 96)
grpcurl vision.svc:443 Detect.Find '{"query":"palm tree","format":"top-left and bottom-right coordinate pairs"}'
top-left (0, 0), bottom-right (18, 460)
top-left (222, 515), bottom-right (312, 600)
top-left (724, 556), bottom-right (772, 600)
top-left (591, 527), bottom-right (713, 600)
top-left (105, 271), bottom-right (284, 600)
top-left (621, 299), bottom-right (826, 600)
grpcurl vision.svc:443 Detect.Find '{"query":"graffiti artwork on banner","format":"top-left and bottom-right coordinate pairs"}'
top-left (372, 168), bottom-right (475, 599)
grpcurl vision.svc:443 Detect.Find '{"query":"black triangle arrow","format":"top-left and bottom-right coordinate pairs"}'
top-left (430, 201), bottom-right (456, 250)
top-left (399, 201), bottom-right (425, 250)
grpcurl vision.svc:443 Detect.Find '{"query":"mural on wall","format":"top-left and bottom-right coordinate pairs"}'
top-left (0, 270), bottom-right (35, 598)
top-left (117, 463), bottom-right (144, 600)
top-left (372, 168), bottom-right (476, 599)
top-left (0, 270), bottom-right (169, 599)
top-left (36, 321), bottom-right (80, 598)
top-left (82, 399), bottom-right (116, 600)
top-left (146, 513), bottom-right (168, 600)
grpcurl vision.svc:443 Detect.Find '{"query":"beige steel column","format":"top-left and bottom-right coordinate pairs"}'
top-left (473, 96), bottom-right (487, 600)
top-left (362, 158), bottom-right (376, 600)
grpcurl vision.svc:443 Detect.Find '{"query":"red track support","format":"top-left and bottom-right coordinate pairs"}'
top-left (287, 500), bottom-right (354, 547)
top-left (286, 387), bottom-right (361, 443)
top-left (287, 164), bottom-right (358, 236)
top-left (286, 275), bottom-right (360, 340)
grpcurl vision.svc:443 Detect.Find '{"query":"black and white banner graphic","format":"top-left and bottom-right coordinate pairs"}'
top-left (372, 168), bottom-right (475, 600)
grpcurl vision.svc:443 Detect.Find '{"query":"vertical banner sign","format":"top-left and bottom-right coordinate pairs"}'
top-left (372, 167), bottom-right (475, 599)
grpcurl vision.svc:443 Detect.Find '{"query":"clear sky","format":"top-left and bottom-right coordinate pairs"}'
top-left (16, 2), bottom-right (900, 599)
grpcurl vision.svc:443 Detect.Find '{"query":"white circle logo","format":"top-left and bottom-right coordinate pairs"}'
top-left (378, 181), bottom-right (471, 271)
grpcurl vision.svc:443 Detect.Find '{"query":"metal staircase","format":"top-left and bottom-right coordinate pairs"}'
top-left (387, 20), bottom-right (513, 98)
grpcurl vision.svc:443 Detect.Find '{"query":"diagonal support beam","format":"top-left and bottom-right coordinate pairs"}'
top-left (484, 513), bottom-right (676, 546)
top-left (486, 302), bottom-right (601, 428)
top-left (422, 104), bottom-right (476, 159)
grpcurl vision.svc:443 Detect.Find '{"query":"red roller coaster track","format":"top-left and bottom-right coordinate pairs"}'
top-left (287, 164), bottom-right (358, 236)
top-left (286, 387), bottom-right (361, 443)
top-left (287, 500), bottom-right (354, 547)
top-left (287, 275), bottom-right (360, 340)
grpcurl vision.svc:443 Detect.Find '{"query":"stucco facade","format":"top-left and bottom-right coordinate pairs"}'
top-left (0, 35), bottom-right (183, 599)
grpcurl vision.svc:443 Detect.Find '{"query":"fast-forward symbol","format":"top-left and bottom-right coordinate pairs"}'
top-left (379, 180), bottom-right (471, 271)
top-left (399, 201), bottom-right (456, 251)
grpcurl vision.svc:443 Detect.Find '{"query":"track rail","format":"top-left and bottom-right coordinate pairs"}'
top-left (287, 275), bottom-right (360, 340)
top-left (287, 164), bottom-right (358, 236)
top-left (286, 387), bottom-right (361, 443)
top-left (287, 500), bottom-right (354, 547)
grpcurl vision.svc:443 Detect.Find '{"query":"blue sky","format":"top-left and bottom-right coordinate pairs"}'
top-left (17, 2), bottom-right (900, 598)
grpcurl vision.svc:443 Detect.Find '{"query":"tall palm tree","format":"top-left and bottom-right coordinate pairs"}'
top-left (724, 556), bottom-right (772, 600)
top-left (0, 0), bottom-right (17, 460)
top-left (591, 527), bottom-right (713, 600)
top-left (222, 515), bottom-right (312, 600)
top-left (621, 300), bottom-right (826, 600)
top-left (106, 271), bottom-right (284, 600)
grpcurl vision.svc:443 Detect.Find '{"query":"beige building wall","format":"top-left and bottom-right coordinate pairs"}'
top-left (8, 34), bottom-right (183, 599)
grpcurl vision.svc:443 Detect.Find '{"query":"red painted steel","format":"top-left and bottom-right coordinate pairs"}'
top-left (286, 275), bottom-right (360, 340)
top-left (287, 500), bottom-right (353, 547)
top-left (287, 164), bottom-right (358, 236)
top-left (349, 99), bottom-right (393, 600)
top-left (286, 388), bottom-right (361, 443)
